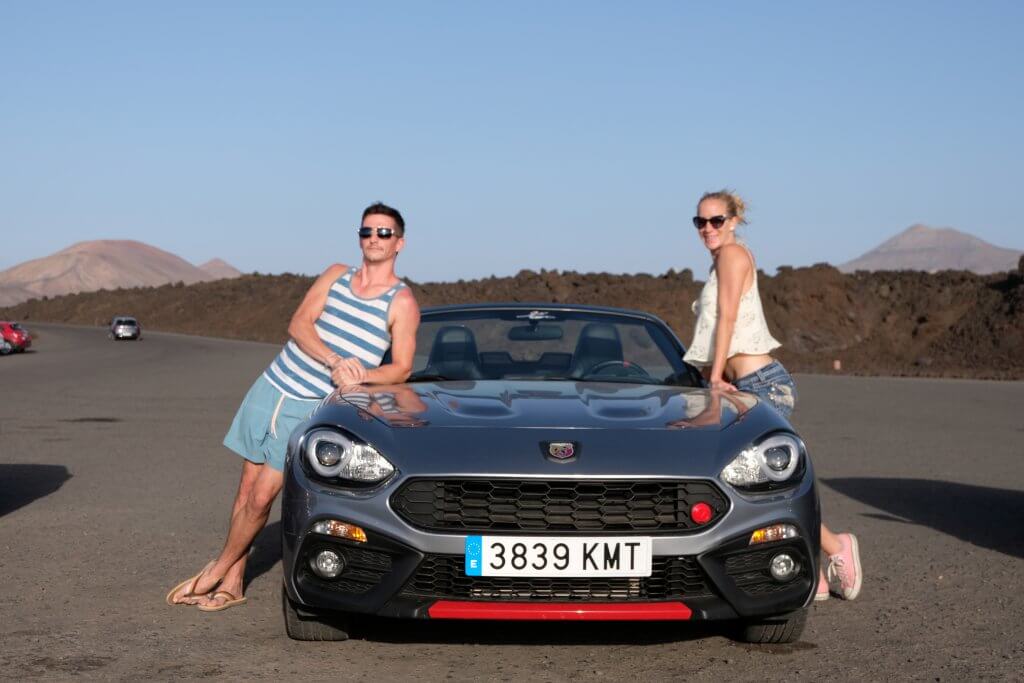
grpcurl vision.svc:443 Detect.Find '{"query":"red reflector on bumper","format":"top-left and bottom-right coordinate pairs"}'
top-left (427, 601), bottom-right (692, 621)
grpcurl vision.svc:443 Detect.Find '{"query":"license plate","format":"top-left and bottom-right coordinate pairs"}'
top-left (465, 536), bottom-right (652, 577)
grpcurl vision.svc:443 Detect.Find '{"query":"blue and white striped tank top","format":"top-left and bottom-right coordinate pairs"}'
top-left (263, 268), bottom-right (407, 399)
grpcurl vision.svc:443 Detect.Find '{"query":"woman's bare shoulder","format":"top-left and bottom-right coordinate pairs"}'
top-left (715, 244), bottom-right (752, 272)
top-left (717, 243), bottom-right (750, 260)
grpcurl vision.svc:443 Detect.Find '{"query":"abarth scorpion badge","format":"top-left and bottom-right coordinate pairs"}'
top-left (548, 442), bottom-right (575, 460)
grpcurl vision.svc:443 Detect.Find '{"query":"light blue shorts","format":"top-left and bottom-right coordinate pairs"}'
top-left (223, 374), bottom-right (319, 471)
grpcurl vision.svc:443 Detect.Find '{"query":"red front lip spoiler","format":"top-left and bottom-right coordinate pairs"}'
top-left (427, 601), bottom-right (692, 621)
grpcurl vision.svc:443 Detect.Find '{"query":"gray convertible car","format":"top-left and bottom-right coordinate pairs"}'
top-left (281, 304), bottom-right (819, 644)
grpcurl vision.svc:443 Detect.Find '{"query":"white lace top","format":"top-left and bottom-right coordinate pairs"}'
top-left (683, 244), bottom-right (781, 367)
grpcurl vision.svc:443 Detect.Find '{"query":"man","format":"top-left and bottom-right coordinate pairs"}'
top-left (166, 202), bottom-right (420, 610)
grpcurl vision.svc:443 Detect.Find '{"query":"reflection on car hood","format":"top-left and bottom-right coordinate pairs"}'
top-left (324, 380), bottom-right (756, 432)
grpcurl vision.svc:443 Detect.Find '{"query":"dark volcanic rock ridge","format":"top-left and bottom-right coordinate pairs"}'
top-left (3, 265), bottom-right (1022, 380)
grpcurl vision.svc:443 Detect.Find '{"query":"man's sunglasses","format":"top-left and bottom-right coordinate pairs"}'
top-left (692, 215), bottom-right (731, 230)
top-left (358, 227), bottom-right (397, 239)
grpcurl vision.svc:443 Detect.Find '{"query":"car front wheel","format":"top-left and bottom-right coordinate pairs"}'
top-left (0, 340), bottom-right (11, 355)
top-left (733, 608), bottom-right (808, 644)
top-left (282, 584), bottom-right (354, 641)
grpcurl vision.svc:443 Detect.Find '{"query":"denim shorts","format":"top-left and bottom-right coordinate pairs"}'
top-left (223, 374), bottom-right (319, 471)
top-left (733, 361), bottom-right (798, 419)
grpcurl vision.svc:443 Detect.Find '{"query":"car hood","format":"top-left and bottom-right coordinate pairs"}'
top-left (325, 380), bottom-right (754, 432)
top-left (298, 381), bottom-right (793, 477)
top-left (301, 381), bottom-right (786, 477)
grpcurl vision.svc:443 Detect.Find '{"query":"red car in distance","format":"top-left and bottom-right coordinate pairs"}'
top-left (0, 321), bottom-right (31, 355)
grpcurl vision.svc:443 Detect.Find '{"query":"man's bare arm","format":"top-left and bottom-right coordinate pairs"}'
top-left (287, 264), bottom-right (348, 367)
top-left (334, 288), bottom-right (420, 385)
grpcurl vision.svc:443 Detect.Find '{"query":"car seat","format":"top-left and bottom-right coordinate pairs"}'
top-left (569, 323), bottom-right (624, 377)
top-left (424, 325), bottom-right (484, 379)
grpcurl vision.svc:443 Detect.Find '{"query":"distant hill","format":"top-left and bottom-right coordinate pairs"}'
top-left (0, 240), bottom-right (241, 306)
top-left (840, 224), bottom-right (1021, 274)
top-left (198, 258), bottom-right (243, 280)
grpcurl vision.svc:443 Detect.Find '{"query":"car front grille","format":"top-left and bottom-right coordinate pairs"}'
top-left (399, 554), bottom-right (714, 601)
top-left (391, 478), bottom-right (729, 533)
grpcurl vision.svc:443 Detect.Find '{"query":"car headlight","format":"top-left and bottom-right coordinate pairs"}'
top-left (721, 433), bottom-right (804, 489)
top-left (304, 429), bottom-right (395, 484)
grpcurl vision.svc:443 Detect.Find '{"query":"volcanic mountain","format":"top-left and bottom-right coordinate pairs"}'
top-left (839, 224), bottom-right (1021, 274)
top-left (198, 258), bottom-right (242, 279)
top-left (0, 240), bottom-right (240, 306)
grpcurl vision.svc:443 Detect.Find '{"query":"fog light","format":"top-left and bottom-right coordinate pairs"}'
top-left (749, 523), bottom-right (799, 545)
top-left (311, 519), bottom-right (368, 543)
top-left (311, 550), bottom-right (345, 579)
top-left (769, 552), bottom-right (798, 582)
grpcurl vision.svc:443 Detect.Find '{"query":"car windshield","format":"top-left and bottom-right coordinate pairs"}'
top-left (405, 309), bottom-right (701, 387)
top-left (117, 319), bottom-right (137, 325)
top-left (11, 323), bottom-right (25, 331)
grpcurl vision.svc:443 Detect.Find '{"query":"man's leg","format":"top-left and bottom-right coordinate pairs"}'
top-left (170, 459), bottom-right (264, 605)
top-left (192, 463), bottom-right (285, 598)
top-left (205, 460), bottom-right (264, 603)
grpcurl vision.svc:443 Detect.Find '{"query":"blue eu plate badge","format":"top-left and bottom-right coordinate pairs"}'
top-left (465, 536), bottom-right (483, 576)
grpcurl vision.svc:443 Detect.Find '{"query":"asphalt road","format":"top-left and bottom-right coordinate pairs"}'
top-left (1, 323), bottom-right (1022, 681)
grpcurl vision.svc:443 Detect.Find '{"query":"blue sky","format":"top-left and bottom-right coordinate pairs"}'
top-left (2, 1), bottom-right (1022, 281)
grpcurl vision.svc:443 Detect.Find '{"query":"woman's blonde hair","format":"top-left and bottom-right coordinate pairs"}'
top-left (698, 190), bottom-right (748, 225)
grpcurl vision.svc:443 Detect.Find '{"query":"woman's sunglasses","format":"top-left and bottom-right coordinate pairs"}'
top-left (358, 227), bottom-right (397, 239)
top-left (692, 215), bottom-right (730, 230)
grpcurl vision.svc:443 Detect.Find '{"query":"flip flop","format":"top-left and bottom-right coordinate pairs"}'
top-left (165, 561), bottom-right (217, 606)
top-left (197, 590), bottom-right (248, 612)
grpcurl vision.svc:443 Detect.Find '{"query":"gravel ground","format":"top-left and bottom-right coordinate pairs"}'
top-left (1, 323), bottom-right (1021, 681)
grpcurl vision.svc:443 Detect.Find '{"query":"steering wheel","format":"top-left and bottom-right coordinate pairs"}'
top-left (582, 359), bottom-right (652, 379)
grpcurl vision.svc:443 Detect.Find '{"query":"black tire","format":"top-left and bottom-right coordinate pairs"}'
top-left (733, 608), bottom-right (808, 644)
top-left (282, 584), bottom-right (353, 641)
top-left (0, 341), bottom-right (12, 356)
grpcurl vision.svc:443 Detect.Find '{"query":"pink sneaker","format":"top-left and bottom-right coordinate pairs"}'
top-left (814, 569), bottom-right (830, 601)
top-left (826, 533), bottom-right (862, 600)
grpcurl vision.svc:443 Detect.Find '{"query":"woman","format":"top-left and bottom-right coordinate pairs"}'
top-left (684, 190), bottom-right (862, 601)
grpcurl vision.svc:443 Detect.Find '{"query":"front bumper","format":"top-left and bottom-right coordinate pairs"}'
top-left (282, 462), bottom-right (820, 622)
